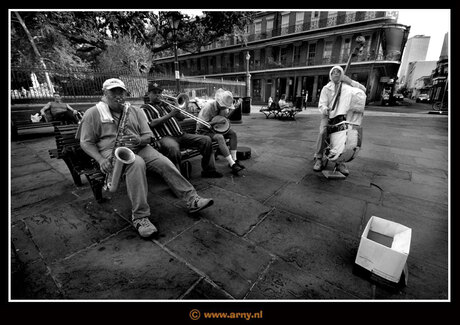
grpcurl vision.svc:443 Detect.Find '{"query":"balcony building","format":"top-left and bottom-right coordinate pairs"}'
top-left (155, 11), bottom-right (410, 104)
top-left (429, 32), bottom-right (448, 103)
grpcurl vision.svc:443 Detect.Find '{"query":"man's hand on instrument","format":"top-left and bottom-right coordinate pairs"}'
top-left (170, 107), bottom-right (181, 116)
top-left (342, 75), bottom-right (353, 85)
top-left (98, 158), bottom-right (113, 174)
top-left (211, 119), bottom-right (226, 126)
top-left (120, 133), bottom-right (141, 147)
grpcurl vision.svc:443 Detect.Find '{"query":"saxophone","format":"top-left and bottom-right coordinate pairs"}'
top-left (103, 102), bottom-right (136, 192)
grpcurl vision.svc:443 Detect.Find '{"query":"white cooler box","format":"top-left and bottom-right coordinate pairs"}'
top-left (355, 216), bottom-right (412, 283)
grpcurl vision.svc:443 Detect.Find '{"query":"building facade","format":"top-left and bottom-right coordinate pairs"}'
top-left (398, 35), bottom-right (430, 86)
top-left (155, 11), bottom-right (410, 105)
top-left (429, 32), bottom-right (448, 103)
top-left (405, 60), bottom-right (437, 97)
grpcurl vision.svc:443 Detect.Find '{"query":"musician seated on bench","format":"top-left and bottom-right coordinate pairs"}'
top-left (40, 92), bottom-right (81, 124)
top-left (141, 82), bottom-right (223, 179)
top-left (196, 88), bottom-right (245, 176)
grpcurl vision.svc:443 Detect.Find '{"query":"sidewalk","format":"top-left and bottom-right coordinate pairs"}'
top-left (10, 106), bottom-right (449, 301)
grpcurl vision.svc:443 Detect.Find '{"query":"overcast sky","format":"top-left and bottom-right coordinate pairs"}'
top-left (396, 9), bottom-right (449, 61)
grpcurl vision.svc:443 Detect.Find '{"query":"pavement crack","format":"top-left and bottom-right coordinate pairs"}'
top-left (370, 182), bottom-right (385, 204)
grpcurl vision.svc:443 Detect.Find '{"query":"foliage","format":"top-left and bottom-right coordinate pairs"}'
top-left (97, 35), bottom-right (154, 73)
top-left (11, 10), bottom-right (255, 71)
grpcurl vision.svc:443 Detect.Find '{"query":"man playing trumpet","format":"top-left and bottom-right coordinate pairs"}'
top-left (141, 82), bottom-right (223, 179)
top-left (196, 88), bottom-right (245, 175)
top-left (78, 78), bottom-right (214, 238)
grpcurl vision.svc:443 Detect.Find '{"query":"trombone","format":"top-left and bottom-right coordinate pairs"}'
top-left (158, 93), bottom-right (212, 129)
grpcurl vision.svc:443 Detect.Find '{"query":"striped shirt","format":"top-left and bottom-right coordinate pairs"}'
top-left (141, 102), bottom-right (183, 141)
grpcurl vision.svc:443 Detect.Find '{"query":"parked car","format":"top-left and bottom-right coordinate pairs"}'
top-left (394, 93), bottom-right (404, 101)
top-left (416, 94), bottom-right (430, 103)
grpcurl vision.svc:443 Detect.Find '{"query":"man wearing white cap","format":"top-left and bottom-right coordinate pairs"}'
top-left (78, 78), bottom-right (214, 238)
top-left (196, 88), bottom-right (245, 175)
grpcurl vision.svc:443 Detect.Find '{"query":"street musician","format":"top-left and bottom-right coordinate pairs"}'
top-left (141, 83), bottom-right (223, 179)
top-left (196, 88), bottom-right (245, 175)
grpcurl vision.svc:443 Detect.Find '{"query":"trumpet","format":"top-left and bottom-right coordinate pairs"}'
top-left (158, 93), bottom-right (212, 129)
top-left (157, 93), bottom-right (231, 134)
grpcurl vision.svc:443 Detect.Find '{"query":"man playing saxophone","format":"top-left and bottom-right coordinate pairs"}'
top-left (78, 78), bottom-right (214, 238)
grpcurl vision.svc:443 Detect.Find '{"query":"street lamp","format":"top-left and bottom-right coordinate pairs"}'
top-left (245, 51), bottom-right (251, 97)
top-left (168, 15), bottom-right (180, 93)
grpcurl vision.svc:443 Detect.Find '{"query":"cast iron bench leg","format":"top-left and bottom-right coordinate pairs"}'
top-left (63, 158), bottom-right (83, 186)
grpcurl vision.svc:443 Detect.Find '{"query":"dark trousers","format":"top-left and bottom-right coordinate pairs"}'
top-left (158, 133), bottom-right (217, 172)
top-left (52, 111), bottom-right (79, 124)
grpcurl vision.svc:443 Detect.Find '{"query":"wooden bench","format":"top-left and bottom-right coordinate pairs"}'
top-left (49, 118), bottom-right (223, 202)
top-left (12, 119), bottom-right (62, 140)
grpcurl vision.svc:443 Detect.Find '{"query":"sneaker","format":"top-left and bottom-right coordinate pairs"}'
top-left (313, 158), bottom-right (323, 172)
top-left (234, 160), bottom-right (246, 169)
top-left (188, 196), bottom-right (214, 213)
top-left (230, 163), bottom-right (244, 175)
top-left (201, 170), bottom-right (223, 178)
top-left (133, 217), bottom-right (158, 238)
top-left (335, 163), bottom-right (349, 176)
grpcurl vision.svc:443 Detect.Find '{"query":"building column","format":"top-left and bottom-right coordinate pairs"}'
top-left (312, 75), bottom-right (319, 103)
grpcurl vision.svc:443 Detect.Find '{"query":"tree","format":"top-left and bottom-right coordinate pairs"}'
top-left (10, 11), bottom-right (255, 69)
top-left (97, 35), bottom-right (153, 73)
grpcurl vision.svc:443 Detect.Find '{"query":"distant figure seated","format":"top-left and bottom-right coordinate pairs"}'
top-left (40, 92), bottom-right (81, 124)
top-left (278, 94), bottom-right (294, 110)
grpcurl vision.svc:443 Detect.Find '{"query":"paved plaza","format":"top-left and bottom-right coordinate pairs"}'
top-left (10, 102), bottom-right (449, 301)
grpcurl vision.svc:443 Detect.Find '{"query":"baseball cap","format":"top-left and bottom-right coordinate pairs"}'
top-left (102, 78), bottom-right (127, 91)
top-left (148, 82), bottom-right (163, 92)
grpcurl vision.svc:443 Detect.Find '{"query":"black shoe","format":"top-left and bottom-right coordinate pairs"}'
top-left (234, 160), bottom-right (246, 169)
top-left (230, 163), bottom-right (244, 175)
top-left (201, 170), bottom-right (223, 178)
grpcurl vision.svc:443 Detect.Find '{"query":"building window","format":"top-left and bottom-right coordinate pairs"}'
top-left (266, 15), bottom-right (274, 37)
top-left (340, 38), bottom-right (351, 62)
top-left (323, 41), bottom-right (333, 64)
top-left (281, 12), bottom-right (290, 35)
top-left (253, 79), bottom-right (261, 99)
top-left (311, 11), bottom-right (319, 29)
top-left (293, 44), bottom-right (301, 64)
top-left (345, 11), bottom-right (356, 23)
top-left (307, 42), bottom-right (316, 65)
top-left (295, 12), bottom-right (304, 32)
top-left (327, 11), bottom-right (338, 26)
top-left (280, 47), bottom-right (288, 65)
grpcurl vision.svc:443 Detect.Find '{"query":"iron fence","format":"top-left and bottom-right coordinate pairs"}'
top-left (10, 66), bottom-right (247, 103)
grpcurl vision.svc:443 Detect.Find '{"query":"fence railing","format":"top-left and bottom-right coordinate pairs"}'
top-left (10, 67), bottom-right (246, 103)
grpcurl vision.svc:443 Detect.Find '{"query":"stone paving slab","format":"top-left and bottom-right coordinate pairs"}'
top-left (11, 161), bottom-right (53, 178)
top-left (11, 169), bottom-right (68, 194)
top-left (246, 209), bottom-right (373, 298)
top-left (195, 169), bottom-right (289, 203)
top-left (165, 220), bottom-right (272, 299)
top-left (265, 182), bottom-right (368, 236)
top-left (190, 185), bottom-right (271, 236)
top-left (299, 173), bottom-right (382, 204)
top-left (246, 258), bottom-right (359, 299)
top-left (20, 197), bottom-right (131, 264)
top-left (372, 175), bottom-right (447, 204)
top-left (50, 228), bottom-right (200, 299)
top-left (182, 277), bottom-right (233, 300)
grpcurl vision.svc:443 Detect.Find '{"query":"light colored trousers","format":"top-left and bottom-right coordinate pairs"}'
top-left (197, 129), bottom-right (237, 158)
top-left (111, 144), bottom-right (197, 220)
top-left (314, 115), bottom-right (329, 159)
